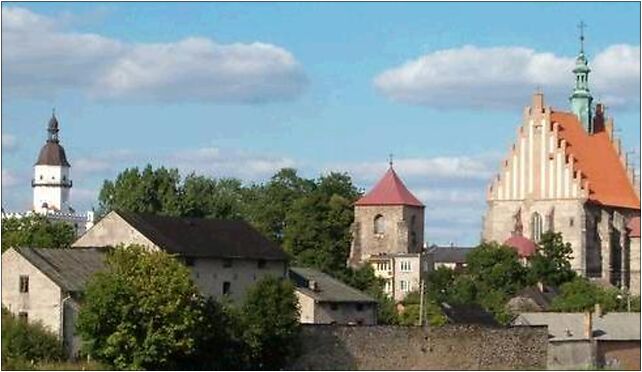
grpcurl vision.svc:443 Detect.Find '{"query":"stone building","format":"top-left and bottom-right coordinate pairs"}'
top-left (483, 39), bottom-right (640, 290)
top-left (1, 247), bottom-right (106, 358)
top-left (72, 210), bottom-right (288, 302)
top-left (348, 164), bottom-right (430, 301)
top-left (289, 267), bottom-right (378, 325)
top-left (627, 217), bottom-right (640, 295)
top-left (1, 113), bottom-right (94, 236)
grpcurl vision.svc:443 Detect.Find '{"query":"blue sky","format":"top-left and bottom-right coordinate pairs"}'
top-left (2, 2), bottom-right (640, 245)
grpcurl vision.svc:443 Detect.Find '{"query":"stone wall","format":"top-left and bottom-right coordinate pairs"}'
top-left (288, 325), bottom-right (547, 370)
top-left (597, 340), bottom-right (641, 370)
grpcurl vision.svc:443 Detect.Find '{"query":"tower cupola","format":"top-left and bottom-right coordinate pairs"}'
top-left (569, 21), bottom-right (594, 133)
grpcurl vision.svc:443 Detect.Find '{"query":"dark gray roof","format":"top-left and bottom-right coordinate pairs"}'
top-left (14, 247), bottom-right (106, 292)
top-left (511, 285), bottom-right (559, 310)
top-left (289, 267), bottom-right (377, 304)
top-left (35, 142), bottom-right (70, 167)
top-left (429, 246), bottom-right (473, 263)
top-left (441, 302), bottom-right (499, 326)
top-left (115, 211), bottom-right (288, 260)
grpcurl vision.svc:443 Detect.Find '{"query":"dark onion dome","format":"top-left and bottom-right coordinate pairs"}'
top-left (35, 142), bottom-right (71, 167)
top-left (35, 112), bottom-right (71, 167)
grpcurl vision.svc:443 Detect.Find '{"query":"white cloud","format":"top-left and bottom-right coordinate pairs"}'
top-left (167, 147), bottom-right (297, 180)
top-left (374, 44), bottom-right (640, 110)
top-left (2, 7), bottom-right (307, 103)
top-left (327, 155), bottom-right (497, 183)
top-left (2, 134), bottom-right (18, 153)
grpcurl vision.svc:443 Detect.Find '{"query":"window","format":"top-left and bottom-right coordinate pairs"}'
top-left (19, 276), bottom-right (29, 293)
top-left (374, 214), bottom-right (385, 234)
top-left (257, 259), bottom-right (266, 269)
top-left (411, 231), bottom-right (417, 247)
top-left (356, 304), bottom-right (364, 312)
top-left (18, 312), bottom-right (28, 322)
top-left (384, 280), bottom-right (392, 293)
top-left (569, 217), bottom-right (575, 227)
top-left (400, 280), bottom-right (409, 292)
top-left (223, 282), bottom-right (231, 295)
top-left (400, 261), bottom-right (411, 272)
top-left (330, 303), bottom-right (338, 311)
top-left (531, 212), bottom-right (543, 242)
top-left (223, 259), bottom-right (233, 268)
top-left (39, 175), bottom-right (43, 180)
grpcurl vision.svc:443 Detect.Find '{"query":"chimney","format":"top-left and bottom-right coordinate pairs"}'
top-left (308, 280), bottom-right (319, 291)
top-left (584, 311), bottom-right (593, 340)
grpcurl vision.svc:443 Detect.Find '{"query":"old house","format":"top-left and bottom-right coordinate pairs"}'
top-left (72, 210), bottom-right (288, 302)
top-left (427, 245), bottom-right (472, 271)
top-left (348, 163), bottom-right (430, 301)
top-left (1, 247), bottom-right (106, 358)
top-left (483, 37), bottom-right (640, 291)
top-left (513, 311), bottom-right (641, 370)
top-left (289, 267), bottom-right (377, 325)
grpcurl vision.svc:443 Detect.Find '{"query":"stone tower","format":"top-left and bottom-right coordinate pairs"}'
top-left (32, 113), bottom-right (72, 213)
top-left (348, 164), bottom-right (425, 267)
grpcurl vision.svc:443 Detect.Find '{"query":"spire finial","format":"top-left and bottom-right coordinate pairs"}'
top-left (578, 21), bottom-right (586, 54)
top-left (388, 153), bottom-right (394, 168)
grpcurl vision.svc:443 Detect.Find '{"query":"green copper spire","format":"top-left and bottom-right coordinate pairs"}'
top-left (569, 21), bottom-right (594, 133)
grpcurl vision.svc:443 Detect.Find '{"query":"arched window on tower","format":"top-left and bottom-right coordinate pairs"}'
top-left (374, 214), bottom-right (385, 235)
top-left (531, 212), bottom-right (543, 243)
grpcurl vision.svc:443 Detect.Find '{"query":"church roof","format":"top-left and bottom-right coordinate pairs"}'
top-left (552, 111), bottom-right (639, 210)
top-left (355, 167), bottom-right (424, 207)
top-left (504, 235), bottom-right (537, 258)
top-left (35, 142), bottom-right (71, 167)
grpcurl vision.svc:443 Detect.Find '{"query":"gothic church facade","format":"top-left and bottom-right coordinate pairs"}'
top-left (483, 41), bottom-right (640, 293)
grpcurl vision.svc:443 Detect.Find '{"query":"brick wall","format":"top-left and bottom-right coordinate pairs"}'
top-left (288, 325), bottom-right (547, 370)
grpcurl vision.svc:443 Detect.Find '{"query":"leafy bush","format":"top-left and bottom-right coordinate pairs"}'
top-left (1, 307), bottom-right (63, 366)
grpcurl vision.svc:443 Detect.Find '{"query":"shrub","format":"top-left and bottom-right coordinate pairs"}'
top-left (1, 307), bottom-right (63, 365)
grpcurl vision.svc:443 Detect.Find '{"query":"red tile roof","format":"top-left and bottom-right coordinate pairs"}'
top-left (628, 216), bottom-right (640, 238)
top-left (355, 167), bottom-right (424, 207)
top-left (504, 235), bottom-right (537, 258)
top-left (552, 111), bottom-right (640, 210)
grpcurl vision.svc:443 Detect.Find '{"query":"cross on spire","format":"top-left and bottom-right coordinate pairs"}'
top-left (388, 153), bottom-right (394, 168)
top-left (578, 21), bottom-right (587, 53)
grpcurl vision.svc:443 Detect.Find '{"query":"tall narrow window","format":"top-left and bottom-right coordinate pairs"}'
top-left (531, 212), bottom-right (543, 242)
top-left (19, 276), bottom-right (29, 293)
top-left (400, 280), bottom-right (409, 292)
top-left (223, 282), bottom-right (231, 295)
top-left (400, 261), bottom-right (411, 272)
top-left (374, 214), bottom-right (384, 234)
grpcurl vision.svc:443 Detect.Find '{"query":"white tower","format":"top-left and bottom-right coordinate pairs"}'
top-left (32, 113), bottom-right (72, 213)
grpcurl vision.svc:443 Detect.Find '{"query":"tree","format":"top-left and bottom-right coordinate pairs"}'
top-left (181, 174), bottom-right (246, 219)
top-left (1, 215), bottom-right (75, 252)
top-left (529, 231), bottom-right (576, 287)
top-left (398, 291), bottom-right (447, 327)
top-left (98, 165), bottom-right (183, 216)
top-left (550, 277), bottom-right (635, 313)
top-left (465, 242), bottom-right (530, 296)
top-left (426, 266), bottom-right (456, 304)
top-left (76, 245), bottom-right (225, 370)
top-left (240, 276), bottom-right (300, 370)
top-left (2, 307), bottom-right (64, 366)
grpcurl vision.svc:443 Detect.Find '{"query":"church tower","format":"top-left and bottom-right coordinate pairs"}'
top-left (32, 113), bottom-right (72, 213)
top-left (348, 162), bottom-right (425, 267)
top-left (569, 22), bottom-right (594, 133)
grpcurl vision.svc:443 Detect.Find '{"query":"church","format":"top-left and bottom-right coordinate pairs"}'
top-left (2, 113), bottom-right (94, 235)
top-left (483, 37), bottom-right (640, 294)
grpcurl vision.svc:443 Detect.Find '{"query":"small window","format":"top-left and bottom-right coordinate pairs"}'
top-left (257, 259), bottom-right (266, 269)
top-left (18, 312), bottom-right (28, 322)
top-left (19, 276), bottom-right (29, 293)
top-left (569, 217), bottom-right (575, 227)
top-left (374, 214), bottom-right (385, 234)
top-left (223, 282), bottom-right (231, 295)
top-left (531, 212), bottom-right (543, 243)
top-left (62, 175), bottom-right (66, 181)
top-left (400, 280), bottom-right (409, 292)
top-left (356, 304), bottom-right (364, 312)
top-left (223, 259), bottom-right (233, 268)
top-left (400, 261), bottom-right (411, 272)
top-left (330, 303), bottom-right (338, 311)
top-left (39, 175), bottom-right (43, 180)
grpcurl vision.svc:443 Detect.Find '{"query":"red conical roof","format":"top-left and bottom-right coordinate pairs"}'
top-left (355, 167), bottom-right (424, 207)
